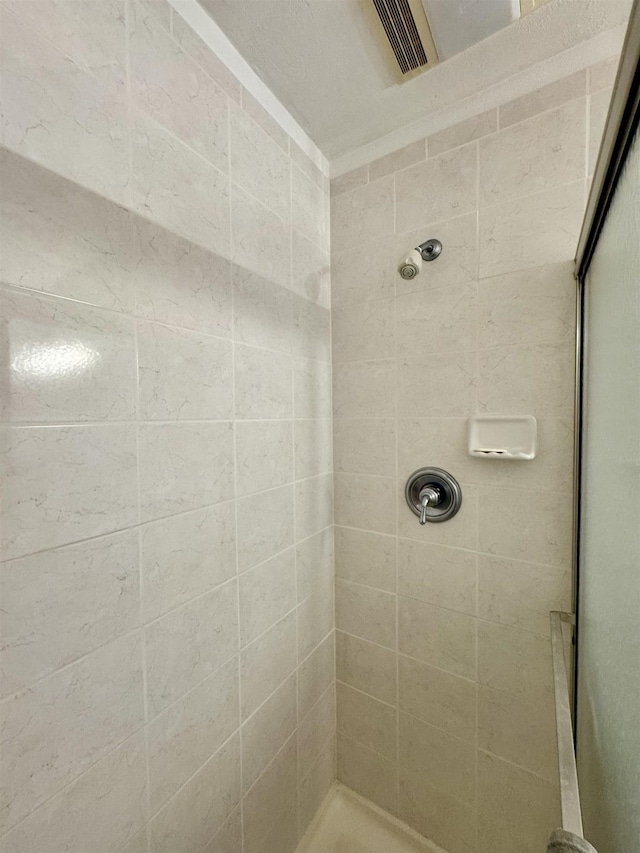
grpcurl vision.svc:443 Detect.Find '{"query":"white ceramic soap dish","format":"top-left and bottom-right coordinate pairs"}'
top-left (468, 415), bottom-right (537, 460)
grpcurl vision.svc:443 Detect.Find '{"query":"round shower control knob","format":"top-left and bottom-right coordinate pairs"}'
top-left (405, 467), bottom-right (462, 524)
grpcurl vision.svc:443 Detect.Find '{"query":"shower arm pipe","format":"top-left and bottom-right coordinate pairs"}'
top-left (549, 610), bottom-right (584, 839)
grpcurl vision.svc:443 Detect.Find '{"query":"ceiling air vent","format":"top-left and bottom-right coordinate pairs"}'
top-left (371, 0), bottom-right (438, 77)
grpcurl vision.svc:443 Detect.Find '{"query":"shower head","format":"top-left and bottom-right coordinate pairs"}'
top-left (398, 238), bottom-right (442, 279)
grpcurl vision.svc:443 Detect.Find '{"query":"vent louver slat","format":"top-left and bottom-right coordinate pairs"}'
top-left (372, 0), bottom-right (429, 73)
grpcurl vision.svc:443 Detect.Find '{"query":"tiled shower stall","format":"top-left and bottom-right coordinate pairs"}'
top-left (0, 1), bottom-right (618, 852)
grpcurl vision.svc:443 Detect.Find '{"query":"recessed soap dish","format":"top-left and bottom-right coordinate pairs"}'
top-left (468, 415), bottom-right (537, 460)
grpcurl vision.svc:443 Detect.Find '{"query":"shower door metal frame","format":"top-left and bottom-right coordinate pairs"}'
top-left (572, 0), bottom-right (640, 733)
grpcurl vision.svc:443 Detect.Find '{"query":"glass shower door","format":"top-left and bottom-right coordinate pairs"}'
top-left (576, 121), bottom-right (640, 852)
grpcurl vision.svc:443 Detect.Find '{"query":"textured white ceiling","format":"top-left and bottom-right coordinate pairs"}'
top-left (199, 0), bottom-right (630, 163)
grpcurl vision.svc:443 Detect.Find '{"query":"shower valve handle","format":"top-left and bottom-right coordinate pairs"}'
top-left (418, 486), bottom-right (441, 524)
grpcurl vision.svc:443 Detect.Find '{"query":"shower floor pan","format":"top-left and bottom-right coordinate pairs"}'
top-left (297, 783), bottom-right (447, 853)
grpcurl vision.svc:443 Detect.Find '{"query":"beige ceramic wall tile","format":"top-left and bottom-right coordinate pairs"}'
top-left (140, 503), bottom-right (236, 623)
top-left (477, 684), bottom-right (558, 781)
top-left (1, 424), bottom-right (138, 561)
top-left (205, 807), bottom-right (242, 853)
top-left (138, 422), bottom-right (235, 522)
top-left (337, 682), bottom-right (396, 759)
top-left (337, 734), bottom-right (398, 815)
top-left (298, 686), bottom-right (336, 781)
top-left (149, 735), bottom-right (241, 853)
top-left (131, 113), bottom-right (230, 257)
top-left (231, 184), bottom-right (291, 290)
top-left (129, 3), bottom-right (228, 173)
top-left (229, 102), bottom-right (290, 220)
top-left (397, 417), bottom-right (470, 482)
top-left (0, 11), bottom-right (130, 205)
top-left (232, 265), bottom-right (293, 354)
top-left (295, 418), bottom-right (333, 479)
top-left (0, 733), bottom-right (147, 853)
top-left (397, 352), bottom-right (476, 418)
top-left (477, 751), bottom-right (560, 853)
top-left (399, 770), bottom-right (477, 853)
top-left (235, 420), bottom-right (294, 496)
top-left (333, 360), bottom-right (396, 418)
top-left (296, 526), bottom-right (335, 601)
top-left (395, 281), bottom-right (477, 357)
top-left (334, 526), bottom-right (397, 592)
top-left (478, 341), bottom-right (575, 418)
top-left (588, 56), bottom-right (619, 92)
top-left (331, 165), bottom-right (368, 196)
top-left (292, 164), bottom-right (329, 250)
top-left (137, 321), bottom-right (234, 421)
top-left (294, 356), bottom-right (333, 419)
top-left (296, 527), bottom-right (334, 602)
top-left (332, 298), bottom-right (395, 362)
top-left (478, 554), bottom-right (571, 637)
top-left (478, 486), bottom-right (573, 566)
top-left (1, 288), bottom-right (136, 423)
top-left (291, 228), bottom-right (331, 308)
top-left (0, 632), bottom-right (144, 832)
top-left (234, 343), bottom-right (293, 419)
top-left (479, 180), bottom-right (585, 278)
top-left (240, 610), bottom-right (297, 720)
top-left (336, 631), bottom-right (397, 705)
top-left (241, 674), bottom-right (297, 793)
top-left (428, 109), bottom-right (497, 157)
top-left (299, 737), bottom-right (335, 833)
top-left (398, 597), bottom-right (477, 679)
top-left (239, 549), bottom-right (296, 647)
top-left (295, 473), bottom-right (333, 541)
top-left (398, 539), bottom-right (477, 616)
top-left (399, 713), bottom-right (476, 805)
top-left (147, 658), bottom-right (239, 811)
top-left (334, 473), bottom-right (397, 534)
top-left (171, 10), bottom-right (241, 101)
top-left (240, 87), bottom-right (289, 152)
top-left (331, 234), bottom-right (397, 307)
top-left (144, 581), bottom-right (238, 717)
top-left (298, 633), bottom-right (335, 719)
top-left (478, 261), bottom-right (576, 348)
top-left (395, 144), bottom-right (478, 234)
top-left (242, 735), bottom-right (298, 853)
top-left (369, 140), bottom-right (426, 182)
top-left (498, 70), bottom-right (586, 128)
top-left (478, 620), bottom-right (554, 696)
top-left (133, 220), bottom-right (233, 337)
top-left (0, 152), bottom-right (135, 313)
top-left (335, 579), bottom-right (397, 649)
top-left (398, 655), bottom-right (477, 744)
top-left (331, 175), bottom-right (395, 254)
top-left (297, 578), bottom-right (335, 661)
top-left (333, 418), bottom-right (396, 476)
top-left (479, 99), bottom-right (586, 207)
top-left (1, 530), bottom-right (139, 699)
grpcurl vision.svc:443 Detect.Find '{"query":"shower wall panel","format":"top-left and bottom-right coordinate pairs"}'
top-left (0, 2), bottom-right (333, 850)
top-left (330, 60), bottom-right (617, 853)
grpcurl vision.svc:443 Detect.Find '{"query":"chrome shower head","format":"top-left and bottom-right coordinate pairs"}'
top-left (398, 238), bottom-right (442, 280)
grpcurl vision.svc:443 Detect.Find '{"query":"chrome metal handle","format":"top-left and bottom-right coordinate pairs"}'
top-left (418, 486), bottom-right (441, 525)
